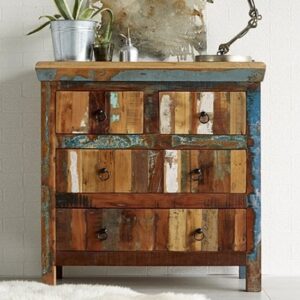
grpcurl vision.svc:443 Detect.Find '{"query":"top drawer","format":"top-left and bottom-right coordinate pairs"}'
top-left (56, 91), bottom-right (246, 135)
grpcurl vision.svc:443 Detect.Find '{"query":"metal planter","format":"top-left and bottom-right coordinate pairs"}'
top-left (51, 20), bottom-right (96, 61)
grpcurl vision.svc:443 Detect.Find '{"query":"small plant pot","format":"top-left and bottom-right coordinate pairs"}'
top-left (51, 20), bottom-right (96, 61)
top-left (93, 43), bottom-right (114, 61)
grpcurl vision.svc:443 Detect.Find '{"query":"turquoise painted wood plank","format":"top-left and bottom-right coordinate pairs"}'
top-left (57, 135), bottom-right (248, 150)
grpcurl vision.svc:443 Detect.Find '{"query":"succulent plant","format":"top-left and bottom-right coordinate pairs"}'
top-left (27, 0), bottom-right (108, 35)
top-left (94, 8), bottom-right (114, 46)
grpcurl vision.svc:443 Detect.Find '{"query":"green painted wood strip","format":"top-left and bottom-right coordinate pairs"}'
top-left (36, 68), bottom-right (265, 83)
top-left (57, 135), bottom-right (248, 150)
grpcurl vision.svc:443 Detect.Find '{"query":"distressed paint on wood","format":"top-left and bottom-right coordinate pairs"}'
top-left (109, 92), bottom-right (144, 134)
top-left (57, 134), bottom-right (248, 150)
top-left (41, 82), bottom-right (56, 285)
top-left (56, 209), bottom-right (247, 252)
top-left (56, 91), bottom-right (144, 134)
top-left (35, 62), bottom-right (266, 83)
top-left (56, 150), bottom-right (163, 193)
top-left (56, 91), bottom-right (90, 134)
top-left (164, 150), bottom-right (247, 194)
top-left (246, 88), bottom-right (262, 292)
top-left (159, 92), bottom-right (246, 135)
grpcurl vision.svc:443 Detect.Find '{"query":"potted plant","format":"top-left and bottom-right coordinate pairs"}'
top-left (28, 0), bottom-right (111, 61)
top-left (93, 9), bottom-right (114, 61)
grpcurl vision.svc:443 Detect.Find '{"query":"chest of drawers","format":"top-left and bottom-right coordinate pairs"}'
top-left (36, 62), bottom-right (265, 291)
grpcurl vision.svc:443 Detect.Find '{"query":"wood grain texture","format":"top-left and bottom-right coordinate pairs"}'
top-left (164, 150), bottom-right (247, 194)
top-left (56, 251), bottom-right (247, 266)
top-left (35, 61), bottom-right (266, 83)
top-left (56, 91), bottom-right (144, 134)
top-left (41, 82), bottom-right (57, 285)
top-left (56, 193), bottom-right (247, 209)
top-left (56, 150), bottom-right (163, 193)
top-left (56, 209), bottom-right (247, 253)
top-left (159, 92), bottom-right (246, 135)
top-left (56, 91), bottom-right (90, 134)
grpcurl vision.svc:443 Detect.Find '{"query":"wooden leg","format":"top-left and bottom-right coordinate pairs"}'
top-left (246, 245), bottom-right (261, 292)
top-left (56, 266), bottom-right (63, 280)
top-left (239, 266), bottom-right (246, 279)
top-left (42, 266), bottom-right (57, 285)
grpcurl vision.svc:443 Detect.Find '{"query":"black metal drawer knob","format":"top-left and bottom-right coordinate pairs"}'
top-left (190, 168), bottom-right (203, 182)
top-left (97, 168), bottom-right (110, 181)
top-left (194, 228), bottom-right (205, 241)
top-left (199, 111), bottom-right (210, 124)
top-left (94, 109), bottom-right (107, 122)
top-left (97, 228), bottom-right (108, 241)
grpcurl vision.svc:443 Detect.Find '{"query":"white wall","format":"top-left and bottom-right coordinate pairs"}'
top-left (0, 0), bottom-right (299, 278)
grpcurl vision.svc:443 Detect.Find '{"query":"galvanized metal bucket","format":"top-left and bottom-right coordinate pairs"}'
top-left (51, 20), bottom-right (96, 61)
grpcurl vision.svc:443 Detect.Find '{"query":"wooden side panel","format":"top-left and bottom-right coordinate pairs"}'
top-left (159, 92), bottom-right (246, 135)
top-left (56, 91), bottom-right (90, 134)
top-left (56, 209), bottom-right (86, 251)
top-left (41, 82), bottom-right (56, 285)
top-left (109, 92), bottom-right (144, 134)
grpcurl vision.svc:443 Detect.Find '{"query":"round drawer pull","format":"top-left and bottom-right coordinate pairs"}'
top-left (94, 109), bottom-right (107, 122)
top-left (97, 228), bottom-right (108, 241)
top-left (194, 228), bottom-right (205, 241)
top-left (199, 111), bottom-right (210, 124)
top-left (190, 168), bottom-right (203, 182)
top-left (97, 168), bottom-right (110, 181)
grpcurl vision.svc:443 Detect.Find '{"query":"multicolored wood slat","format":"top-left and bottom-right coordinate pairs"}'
top-left (159, 92), bottom-right (246, 134)
top-left (56, 208), bottom-right (247, 252)
top-left (56, 150), bottom-right (163, 193)
top-left (56, 149), bottom-right (246, 193)
top-left (164, 150), bottom-right (246, 193)
top-left (56, 91), bottom-right (144, 134)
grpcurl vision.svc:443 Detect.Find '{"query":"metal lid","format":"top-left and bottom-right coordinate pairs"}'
top-left (195, 55), bottom-right (253, 62)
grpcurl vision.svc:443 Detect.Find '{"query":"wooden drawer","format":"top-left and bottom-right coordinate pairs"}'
top-left (160, 92), bottom-right (246, 134)
top-left (56, 208), bottom-right (248, 252)
top-left (56, 91), bottom-right (144, 134)
top-left (56, 149), bottom-right (246, 193)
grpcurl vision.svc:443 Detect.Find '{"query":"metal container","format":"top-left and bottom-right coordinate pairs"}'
top-left (51, 20), bottom-right (96, 61)
top-left (119, 29), bottom-right (139, 62)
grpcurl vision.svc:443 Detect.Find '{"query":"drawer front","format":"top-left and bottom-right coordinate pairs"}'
top-left (56, 209), bottom-right (247, 252)
top-left (56, 149), bottom-right (164, 193)
top-left (56, 149), bottom-right (246, 193)
top-left (160, 92), bottom-right (246, 134)
top-left (56, 91), bottom-right (144, 134)
top-left (164, 150), bottom-right (247, 193)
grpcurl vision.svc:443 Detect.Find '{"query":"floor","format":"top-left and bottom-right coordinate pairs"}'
top-left (59, 276), bottom-right (299, 300)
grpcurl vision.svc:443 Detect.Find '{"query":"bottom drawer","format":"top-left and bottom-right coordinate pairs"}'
top-left (56, 209), bottom-right (248, 252)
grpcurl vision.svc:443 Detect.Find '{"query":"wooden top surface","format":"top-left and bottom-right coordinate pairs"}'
top-left (35, 61), bottom-right (266, 82)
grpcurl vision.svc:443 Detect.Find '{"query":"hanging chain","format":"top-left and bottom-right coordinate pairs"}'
top-left (217, 0), bottom-right (262, 55)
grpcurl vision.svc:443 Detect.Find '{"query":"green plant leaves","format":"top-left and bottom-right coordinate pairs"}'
top-left (73, 0), bottom-right (85, 19)
top-left (78, 8), bottom-right (95, 20)
top-left (27, 21), bottom-right (52, 35)
top-left (54, 0), bottom-right (73, 20)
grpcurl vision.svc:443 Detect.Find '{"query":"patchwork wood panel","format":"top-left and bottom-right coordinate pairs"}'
top-left (56, 91), bottom-right (90, 134)
top-left (109, 92), bottom-right (144, 134)
top-left (159, 92), bottom-right (246, 134)
top-left (56, 91), bottom-right (144, 134)
top-left (164, 150), bottom-right (247, 194)
top-left (56, 209), bottom-right (87, 251)
top-left (56, 209), bottom-right (247, 252)
top-left (56, 150), bottom-right (163, 193)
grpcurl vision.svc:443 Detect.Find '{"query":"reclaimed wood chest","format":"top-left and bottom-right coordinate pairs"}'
top-left (36, 62), bottom-right (265, 291)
